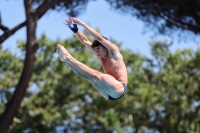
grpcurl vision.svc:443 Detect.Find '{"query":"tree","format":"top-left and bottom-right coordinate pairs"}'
top-left (0, 32), bottom-right (126, 132)
top-left (0, 0), bottom-right (92, 132)
top-left (1, 0), bottom-right (200, 132)
top-left (147, 41), bottom-right (200, 133)
top-left (1, 32), bottom-right (200, 132)
top-left (105, 0), bottom-right (200, 40)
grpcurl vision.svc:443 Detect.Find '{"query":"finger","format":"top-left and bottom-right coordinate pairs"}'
top-left (70, 17), bottom-right (75, 21)
top-left (63, 20), bottom-right (68, 24)
top-left (63, 23), bottom-right (70, 26)
top-left (69, 18), bottom-right (74, 22)
top-left (64, 20), bottom-right (70, 25)
top-left (66, 19), bottom-right (71, 23)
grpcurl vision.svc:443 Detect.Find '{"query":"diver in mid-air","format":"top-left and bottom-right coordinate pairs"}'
top-left (57, 17), bottom-right (128, 101)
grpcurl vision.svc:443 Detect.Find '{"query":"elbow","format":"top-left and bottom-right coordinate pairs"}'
top-left (78, 39), bottom-right (84, 44)
top-left (82, 40), bottom-right (89, 45)
top-left (79, 37), bottom-right (88, 44)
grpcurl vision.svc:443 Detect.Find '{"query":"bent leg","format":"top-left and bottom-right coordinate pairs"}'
top-left (65, 62), bottom-right (88, 79)
top-left (66, 62), bottom-right (109, 99)
top-left (57, 44), bottom-right (124, 99)
top-left (66, 56), bottom-right (124, 98)
top-left (89, 79), bottom-right (109, 100)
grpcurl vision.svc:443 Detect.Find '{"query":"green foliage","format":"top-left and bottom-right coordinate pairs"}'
top-left (33, 0), bottom-right (92, 16)
top-left (0, 34), bottom-right (200, 133)
top-left (0, 46), bottom-right (23, 113)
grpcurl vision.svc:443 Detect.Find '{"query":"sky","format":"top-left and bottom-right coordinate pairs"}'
top-left (0, 0), bottom-right (199, 58)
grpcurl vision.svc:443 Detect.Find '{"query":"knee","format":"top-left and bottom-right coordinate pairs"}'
top-left (90, 71), bottom-right (102, 79)
top-left (91, 73), bottom-right (99, 79)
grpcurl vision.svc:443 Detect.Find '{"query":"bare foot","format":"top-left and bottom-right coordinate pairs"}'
top-left (56, 44), bottom-right (71, 62)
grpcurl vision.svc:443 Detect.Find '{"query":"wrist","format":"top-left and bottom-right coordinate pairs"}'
top-left (69, 23), bottom-right (78, 33)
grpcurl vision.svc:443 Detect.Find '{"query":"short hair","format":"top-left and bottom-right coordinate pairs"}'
top-left (91, 36), bottom-right (108, 49)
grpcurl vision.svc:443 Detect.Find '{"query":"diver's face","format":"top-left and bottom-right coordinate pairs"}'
top-left (93, 45), bottom-right (107, 59)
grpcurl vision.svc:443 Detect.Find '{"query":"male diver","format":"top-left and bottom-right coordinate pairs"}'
top-left (56, 17), bottom-right (128, 100)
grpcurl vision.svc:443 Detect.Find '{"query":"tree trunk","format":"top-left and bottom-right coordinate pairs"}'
top-left (0, 0), bottom-right (38, 132)
top-left (0, 0), bottom-right (71, 132)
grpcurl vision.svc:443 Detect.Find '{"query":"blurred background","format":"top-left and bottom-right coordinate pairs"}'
top-left (0, 0), bottom-right (200, 133)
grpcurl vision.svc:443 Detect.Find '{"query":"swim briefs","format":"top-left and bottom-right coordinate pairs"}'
top-left (108, 82), bottom-right (126, 101)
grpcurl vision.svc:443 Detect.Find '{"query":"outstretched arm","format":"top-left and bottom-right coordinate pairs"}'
top-left (75, 31), bottom-right (94, 53)
top-left (70, 17), bottom-right (119, 51)
top-left (64, 19), bottom-right (94, 53)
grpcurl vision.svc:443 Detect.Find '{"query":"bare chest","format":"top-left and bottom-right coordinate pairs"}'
top-left (101, 57), bottom-right (120, 75)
